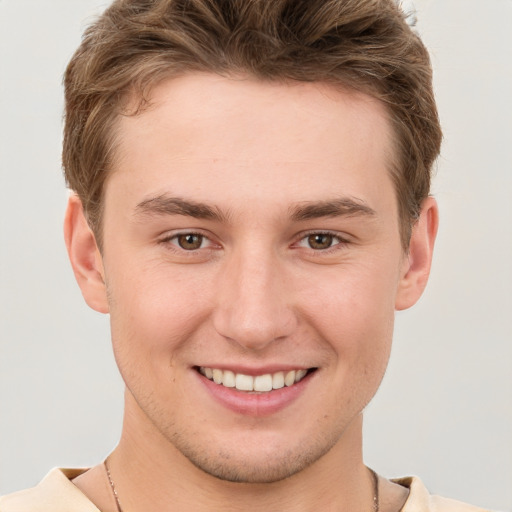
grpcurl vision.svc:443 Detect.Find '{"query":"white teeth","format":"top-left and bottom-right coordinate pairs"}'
top-left (272, 371), bottom-right (285, 389)
top-left (295, 369), bottom-right (307, 382)
top-left (254, 374), bottom-right (273, 392)
top-left (235, 373), bottom-right (254, 391)
top-left (199, 367), bottom-right (310, 392)
top-left (223, 370), bottom-right (236, 388)
top-left (284, 370), bottom-right (296, 387)
top-left (212, 369), bottom-right (223, 385)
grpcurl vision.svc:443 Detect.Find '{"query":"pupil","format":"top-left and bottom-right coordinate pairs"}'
top-left (178, 234), bottom-right (202, 250)
top-left (309, 234), bottom-right (333, 250)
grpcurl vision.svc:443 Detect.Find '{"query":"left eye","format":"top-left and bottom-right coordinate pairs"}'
top-left (172, 233), bottom-right (208, 250)
top-left (299, 233), bottom-right (341, 250)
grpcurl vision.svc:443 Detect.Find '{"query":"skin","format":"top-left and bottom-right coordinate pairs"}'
top-left (65, 73), bottom-right (438, 511)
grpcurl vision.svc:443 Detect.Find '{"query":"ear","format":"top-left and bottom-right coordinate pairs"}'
top-left (64, 195), bottom-right (109, 314)
top-left (395, 196), bottom-right (439, 311)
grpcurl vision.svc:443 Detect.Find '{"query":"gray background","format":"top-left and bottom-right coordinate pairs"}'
top-left (0, 1), bottom-right (511, 510)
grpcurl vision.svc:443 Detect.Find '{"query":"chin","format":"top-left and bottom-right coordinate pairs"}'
top-left (186, 451), bottom-right (315, 484)
top-left (169, 430), bottom-right (338, 484)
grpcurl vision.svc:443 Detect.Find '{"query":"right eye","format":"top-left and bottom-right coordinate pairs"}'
top-left (159, 231), bottom-right (215, 252)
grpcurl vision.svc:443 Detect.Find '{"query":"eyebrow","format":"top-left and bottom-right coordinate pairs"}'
top-left (290, 198), bottom-right (377, 221)
top-left (134, 194), bottom-right (376, 223)
top-left (134, 195), bottom-right (228, 222)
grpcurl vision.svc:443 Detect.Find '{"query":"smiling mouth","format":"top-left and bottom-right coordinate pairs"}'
top-left (196, 367), bottom-right (316, 393)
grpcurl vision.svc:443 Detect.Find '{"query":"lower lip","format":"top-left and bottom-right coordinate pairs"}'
top-left (197, 371), bottom-right (314, 417)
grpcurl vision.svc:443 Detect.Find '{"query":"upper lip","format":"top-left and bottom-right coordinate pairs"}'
top-left (194, 364), bottom-right (314, 376)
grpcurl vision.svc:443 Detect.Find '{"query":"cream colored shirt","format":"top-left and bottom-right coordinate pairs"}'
top-left (0, 468), bottom-right (492, 512)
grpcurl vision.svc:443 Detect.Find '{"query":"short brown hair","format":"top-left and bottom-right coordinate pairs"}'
top-left (63, 0), bottom-right (442, 248)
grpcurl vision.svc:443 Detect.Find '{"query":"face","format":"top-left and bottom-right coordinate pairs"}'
top-left (72, 74), bottom-right (428, 483)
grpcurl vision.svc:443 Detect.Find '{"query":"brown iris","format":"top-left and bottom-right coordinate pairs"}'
top-left (177, 234), bottom-right (204, 250)
top-left (307, 233), bottom-right (334, 250)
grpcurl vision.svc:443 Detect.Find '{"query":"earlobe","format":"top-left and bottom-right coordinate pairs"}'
top-left (64, 195), bottom-right (109, 314)
top-left (395, 196), bottom-right (439, 311)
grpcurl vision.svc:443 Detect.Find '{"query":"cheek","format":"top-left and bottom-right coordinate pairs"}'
top-left (297, 261), bottom-right (397, 388)
top-left (300, 260), bottom-right (398, 338)
top-left (105, 262), bottom-right (213, 376)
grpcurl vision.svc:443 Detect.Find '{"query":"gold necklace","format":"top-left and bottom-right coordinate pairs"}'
top-left (104, 459), bottom-right (379, 512)
top-left (104, 458), bottom-right (123, 512)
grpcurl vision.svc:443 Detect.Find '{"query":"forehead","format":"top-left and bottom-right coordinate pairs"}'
top-left (118, 73), bottom-right (391, 159)
top-left (107, 73), bottom-right (395, 218)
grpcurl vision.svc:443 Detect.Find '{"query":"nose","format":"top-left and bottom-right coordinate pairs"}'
top-left (212, 248), bottom-right (297, 351)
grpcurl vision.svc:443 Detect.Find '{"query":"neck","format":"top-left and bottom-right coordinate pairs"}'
top-left (107, 393), bottom-right (375, 512)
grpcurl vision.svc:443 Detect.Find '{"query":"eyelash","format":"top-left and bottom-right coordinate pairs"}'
top-left (295, 230), bottom-right (350, 253)
top-left (160, 231), bottom-right (215, 253)
top-left (159, 230), bottom-right (349, 255)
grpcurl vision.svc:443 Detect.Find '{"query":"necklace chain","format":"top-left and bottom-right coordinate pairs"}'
top-left (104, 458), bottom-right (123, 512)
top-left (104, 459), bottom-right (379, 512)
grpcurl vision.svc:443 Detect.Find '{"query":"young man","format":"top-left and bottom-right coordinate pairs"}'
top-left (0, 1), bottom-right (491, 511)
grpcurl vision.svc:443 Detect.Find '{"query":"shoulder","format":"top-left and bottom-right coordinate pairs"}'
top-left (395, 476), bottom-right (493, 512)
top-left (0, 468), bottom-right (99, 512)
